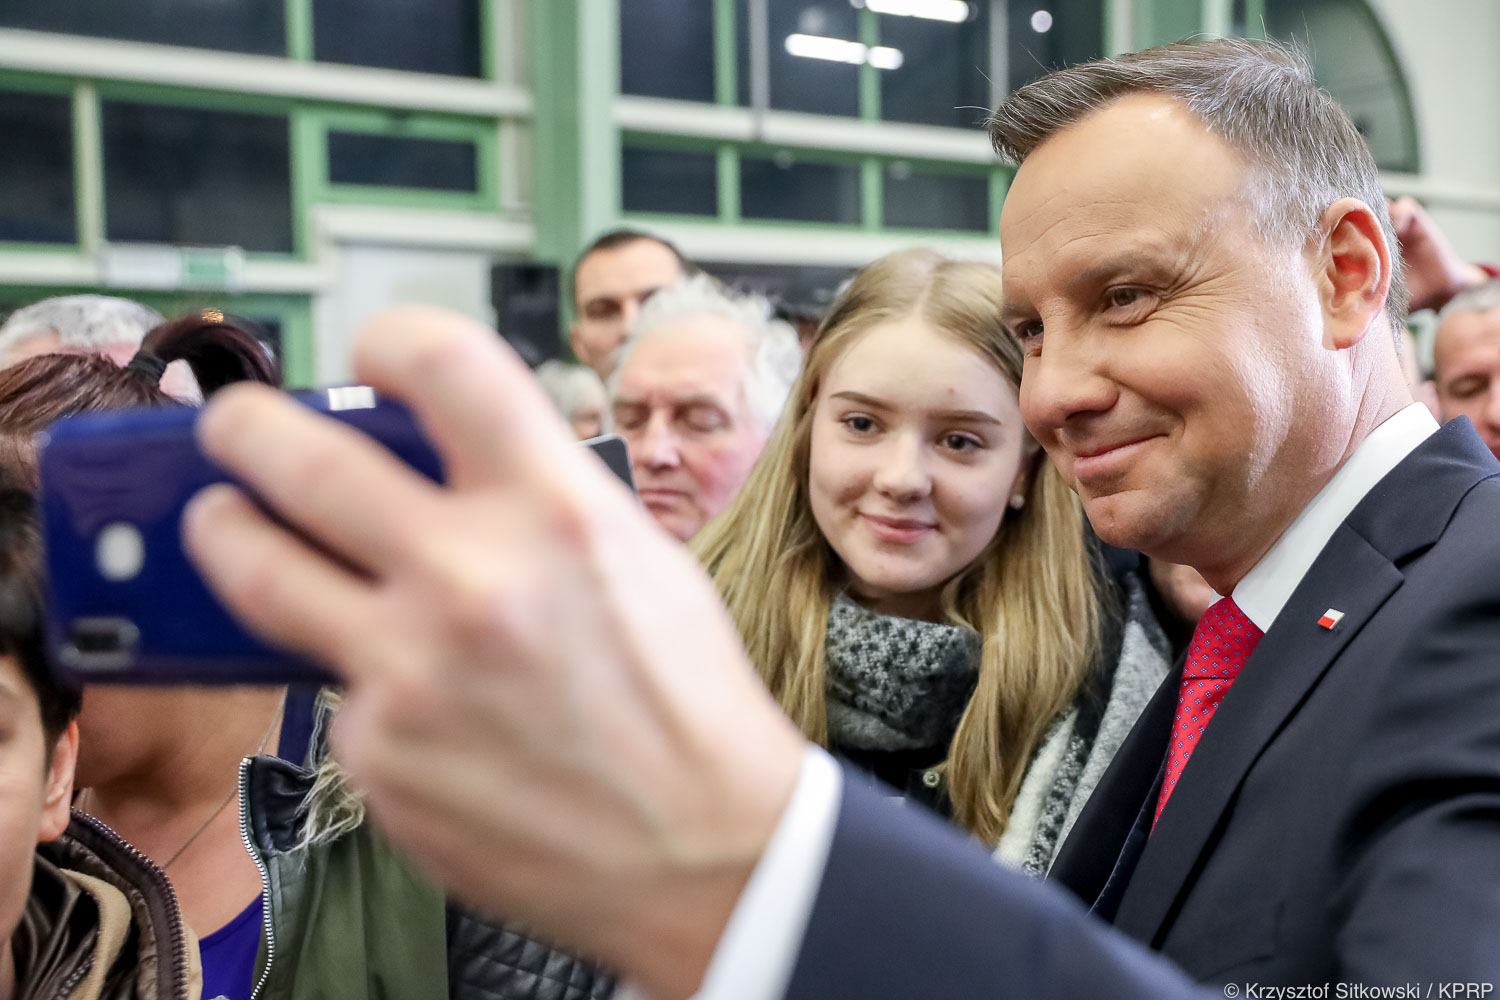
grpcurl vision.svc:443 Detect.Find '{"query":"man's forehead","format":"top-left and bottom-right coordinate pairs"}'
top-left (617, 322), bottom-right (749, 400)
top-left (1437, 309), bottom-right (1500, 365)
top-left (575, 241), bottom-right (683, 300)
top-left (999, 95), bottom-right (1249, 287)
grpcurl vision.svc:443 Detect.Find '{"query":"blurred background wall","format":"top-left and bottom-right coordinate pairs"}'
top-left (0, 0), bottom-right (1494, 383)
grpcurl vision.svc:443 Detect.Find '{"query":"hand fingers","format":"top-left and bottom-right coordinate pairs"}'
top-left (350, 306), bottom-right (589, 491)
top-left (196, 382), bottom-right (441, 575)
top-left (182, 482), bottom-right (379, 678)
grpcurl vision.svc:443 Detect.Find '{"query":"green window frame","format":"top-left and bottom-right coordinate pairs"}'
top-left (620, 132), bottom-right (1010, 238)
top-left (309, 109), bottom-right (500, 211)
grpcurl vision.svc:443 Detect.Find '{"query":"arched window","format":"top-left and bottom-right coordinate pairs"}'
top-left (1237, 0), bottom-right (1420, 172)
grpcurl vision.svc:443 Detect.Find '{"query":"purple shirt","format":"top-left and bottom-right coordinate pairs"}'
top-left (199, 895), bottom-right (263, 1000)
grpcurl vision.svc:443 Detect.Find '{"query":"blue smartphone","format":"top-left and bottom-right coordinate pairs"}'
top-left (37, 388), bottom-right (634, 685)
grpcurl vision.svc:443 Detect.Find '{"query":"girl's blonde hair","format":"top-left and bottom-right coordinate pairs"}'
top-left (692, 248), bottom-right (1102, 845)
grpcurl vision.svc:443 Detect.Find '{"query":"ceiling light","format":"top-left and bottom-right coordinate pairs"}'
top-left (861, 0), bottom-right (971, 23)
top-left (785, 33), bottom-right (905, 71)
top-left (1031, 9), bottom-right (1054, 32)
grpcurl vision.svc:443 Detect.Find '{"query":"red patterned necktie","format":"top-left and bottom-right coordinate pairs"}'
top-left (1153, 596), bottom-right (1264, 826)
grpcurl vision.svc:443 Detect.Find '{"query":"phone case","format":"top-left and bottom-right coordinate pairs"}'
top-left (38, 388), bottom-right (633, 685)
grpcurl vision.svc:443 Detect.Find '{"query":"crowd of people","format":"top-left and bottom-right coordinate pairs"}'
top-left (1, 35), bottom-right (1499, 1000)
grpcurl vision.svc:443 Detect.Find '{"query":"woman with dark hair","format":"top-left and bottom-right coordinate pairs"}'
top-left (0, 310), bottom-right (613, 1000)
top-left (0, 311), bottom-right (286, 1000)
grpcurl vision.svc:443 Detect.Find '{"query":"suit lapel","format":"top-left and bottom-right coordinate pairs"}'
top-left (1111, 526), bottom-right (1402, 942)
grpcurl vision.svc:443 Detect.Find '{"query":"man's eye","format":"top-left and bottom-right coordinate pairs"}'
top-left (1012, 322), bottom-right (1044, 353)
top-left (682, 407), bottom-right (727, 433)
top-left (612, 408), bottom-right (646, 430)
top-left (1104, 286), bottom-right (1155, 313)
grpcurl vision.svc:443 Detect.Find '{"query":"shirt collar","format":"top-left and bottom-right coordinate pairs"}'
top-left (1231, 402), bottom-right (1439, 632)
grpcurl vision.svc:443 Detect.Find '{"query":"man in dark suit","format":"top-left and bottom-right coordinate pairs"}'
top-left (182, 38), bottom-right (1500, 1000)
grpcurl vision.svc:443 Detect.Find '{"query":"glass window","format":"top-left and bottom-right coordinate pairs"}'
top-left (878, 2), bottom-right (993, 129)
top-left (620, 0), bottom-right (716, 102)
top-left (741, 153), bottom-right (860, 224)
top-left (102, 102), bottom-right (294, 254)
top-left (1006, 0), bottom-right (1105, 93)
top-left (1263, 0), bottom-right (1418, 172)
top-left (768, 0), bottom-right (860, 117)
top-left (622, 146), bottom-right (718, 217)
top-left (327, 132), bottom-right (480, 193)
top-left (0, 0), bottom-right (285, 55)
top-left (883, 164), bottom-right (990, 232)
top-left (0, 91), bottom-right (75, 244)
top-left (313, 0), bottom-right (482, 77)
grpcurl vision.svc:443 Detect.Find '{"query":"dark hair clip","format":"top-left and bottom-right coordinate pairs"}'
top-left (124, 350), bottom-right (169, 384)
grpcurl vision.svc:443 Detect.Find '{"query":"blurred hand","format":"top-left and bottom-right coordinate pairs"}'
top-left (181, 307), bottom-right (806, 999)
top-left (1389, 196), bottom-right (1487, 313)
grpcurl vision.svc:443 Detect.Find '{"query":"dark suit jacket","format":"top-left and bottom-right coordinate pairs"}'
top-left (785, 421), bottom-right (1500, 998)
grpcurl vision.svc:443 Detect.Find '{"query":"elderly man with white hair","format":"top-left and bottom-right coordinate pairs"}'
top-left (0, 294), bottom-right (200, 400)
top-left (609, 274), bottom-right (801, 541)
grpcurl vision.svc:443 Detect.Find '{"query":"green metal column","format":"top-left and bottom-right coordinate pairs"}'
top-left (529, 0), bottom-right (620, 271)
top-left (1200, 0), bottom-right (1234, 38)
top-left (1133, 0), bottom-right (1202, 47)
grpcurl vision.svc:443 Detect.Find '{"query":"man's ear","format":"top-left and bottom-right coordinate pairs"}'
top-left (1316, 197), bottom-right (1393, 351)
top-left (37, 720), bottom-right (78, 844)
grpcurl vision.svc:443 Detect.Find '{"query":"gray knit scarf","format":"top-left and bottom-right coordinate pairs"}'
top-left (824, 594), bottom-right (981, 753)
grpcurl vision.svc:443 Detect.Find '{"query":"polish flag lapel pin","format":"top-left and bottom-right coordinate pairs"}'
top-left (1317, 608), bottom-right (1345, 630)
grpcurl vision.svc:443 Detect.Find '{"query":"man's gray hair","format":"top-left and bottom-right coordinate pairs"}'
top-left (1439, 279), bottom-right (1500, 321)
top-left (612, 274), bottom-right (802, 432)
top-left (0, 294), bottom-right (166, 361)
top-left (535, 359), bottom-right (606, 421)
top-left (987, 37), bottom-right (1408, 334)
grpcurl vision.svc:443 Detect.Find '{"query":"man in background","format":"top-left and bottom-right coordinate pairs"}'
top-left (609, 275), bottom-right (800, 541)
top-left (1433, 280), bottom-right (1500, 459)
top-left (568, 228), bottom-right (691, 380)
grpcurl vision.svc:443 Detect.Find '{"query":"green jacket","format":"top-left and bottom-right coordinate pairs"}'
top-left (240, 754), bottom-right (614, 1000)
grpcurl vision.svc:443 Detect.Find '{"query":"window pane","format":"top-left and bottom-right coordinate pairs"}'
top-left (879, 3), bottom-right (993, 129)
top-left (0, 91), bottom-right (75, 244)
top-left (328, 132), bottom-right (479, 192)
top-left (622, 147), bottom-right (718, 216)
top-left (884, 165), bottom-right (990, 232)
top-left (313, 0), bottom-right (482, 77)
top-left (103, 102), bottom-right (293, 253)
top-left (1264, 0), bottom-right (1419, 172)
top-left (741, 154), bottom-right (860, 224)
top-left (768, 0), bottom-right (860, 117)
top-left (621, 0), bottom-right (715, 102)
top-left (1007, 0), bottom-right (1105, 93)
top-left (0, 0), bottom-right (284, 55)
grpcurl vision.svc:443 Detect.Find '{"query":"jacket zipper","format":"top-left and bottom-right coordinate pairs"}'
top-left (69, 809), bottom-right (191, 998)
top-left (240, 756), bottom-right (277, 1000)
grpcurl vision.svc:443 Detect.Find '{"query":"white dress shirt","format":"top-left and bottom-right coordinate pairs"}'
top-left (641, 402), bottom-right (1439, 1000)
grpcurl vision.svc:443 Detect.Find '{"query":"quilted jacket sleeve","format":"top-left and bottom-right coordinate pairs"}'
top-left (446, 905), bottom-right (617, 1000)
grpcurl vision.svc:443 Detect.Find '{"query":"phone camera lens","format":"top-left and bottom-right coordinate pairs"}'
top-left (96, 522), bottom-right (145, 582)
